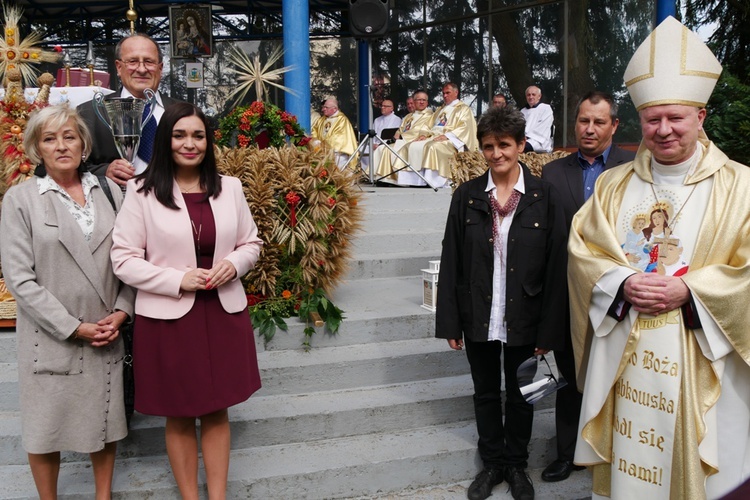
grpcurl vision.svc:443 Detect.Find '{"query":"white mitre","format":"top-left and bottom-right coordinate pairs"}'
top-left (624, 16), bottom-right (722, 111)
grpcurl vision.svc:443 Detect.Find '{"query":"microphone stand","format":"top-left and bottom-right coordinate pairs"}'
top-left (343, 129), bottom-right (438, 191)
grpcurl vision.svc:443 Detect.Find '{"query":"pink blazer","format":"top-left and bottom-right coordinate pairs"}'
top-left (111, 175), bottom-right (262, 319)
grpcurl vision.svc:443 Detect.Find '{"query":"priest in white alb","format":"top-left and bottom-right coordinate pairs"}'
top-left (394, 82), bottom-right (477, 187)
top-left (361, 99), bottom-right (402, 171)
top-left (520, 86), bottom-right (554, 153)
top-left (570, 17), bottom-right (750, 500)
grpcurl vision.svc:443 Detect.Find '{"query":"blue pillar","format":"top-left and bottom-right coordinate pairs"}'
top-left (358, 40), bottom-right (371, 135)
top-left (282, 0), bottom-right (311, 132)
top-left (656, 0), bottom-right (676, 23)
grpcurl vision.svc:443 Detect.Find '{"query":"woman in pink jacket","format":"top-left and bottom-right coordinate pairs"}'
top-left (111, 103), bottom-right (262, 499)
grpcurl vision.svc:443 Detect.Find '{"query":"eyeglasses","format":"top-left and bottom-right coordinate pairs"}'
top-left (119, 59), bottom-right (159, 70)
top-left (380, 104), bottom-right (393, 108)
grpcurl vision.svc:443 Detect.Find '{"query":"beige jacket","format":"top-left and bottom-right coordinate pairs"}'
top-left (0, 176), bottom-right (134, 453)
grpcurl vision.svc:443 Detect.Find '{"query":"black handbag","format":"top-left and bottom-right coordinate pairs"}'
top-left (121, 321), bottom-right (135, 425)
top-left (98, 175), bottom-right (136, 426)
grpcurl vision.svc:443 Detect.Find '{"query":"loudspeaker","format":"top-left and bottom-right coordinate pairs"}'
top-left (349, 0), bottom-right (389, 37)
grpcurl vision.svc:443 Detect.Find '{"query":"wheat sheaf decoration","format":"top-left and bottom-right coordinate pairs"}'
top-left (450, 150), bottom-right (571, 189)
top-left (216, 145), bottom-right (363, 301)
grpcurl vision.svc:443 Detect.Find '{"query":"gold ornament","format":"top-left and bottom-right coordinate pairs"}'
top-left (126, 9), bottom-right (137, 21)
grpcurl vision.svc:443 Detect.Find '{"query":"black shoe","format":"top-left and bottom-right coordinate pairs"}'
top-left (504, 466), bottom-right (534, 500)
top-left (541, 459), bottom-right (586, 482)
top-left (467, 467), bottom-right (504, 500)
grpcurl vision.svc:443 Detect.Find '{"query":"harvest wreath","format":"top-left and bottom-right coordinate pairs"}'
top-left (214, 100), bottom-right (310, 150)
top-left (216, 143), bottom-right (362, 349)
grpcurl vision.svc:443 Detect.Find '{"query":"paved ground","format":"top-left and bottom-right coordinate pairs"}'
top-left (356, 468), bottom-right (593, 499)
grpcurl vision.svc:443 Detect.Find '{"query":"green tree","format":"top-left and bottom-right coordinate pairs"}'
top-left (682, 0), bottom-right (750, 84)
top-left (704, 72), bottom-right (750, 165)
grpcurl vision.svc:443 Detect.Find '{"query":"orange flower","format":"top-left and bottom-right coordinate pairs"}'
top-left (282, 290), bottom-right (292, 299)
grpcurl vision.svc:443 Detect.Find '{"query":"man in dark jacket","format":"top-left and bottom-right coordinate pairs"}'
top-left (436, 106), bottom-right (567, 500)
top-left (78, 33), bottom-right (184, 186)
top-left (539, 90), bottom-right (635, 482)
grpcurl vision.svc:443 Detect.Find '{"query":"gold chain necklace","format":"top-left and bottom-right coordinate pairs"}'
top-left (178, 179), bottom-right (201, 193)
top-left (649, 182), bottom-right (697, 238)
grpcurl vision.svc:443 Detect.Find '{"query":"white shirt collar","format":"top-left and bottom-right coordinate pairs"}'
top-left (484, 164), bottom-right (526, 195)
top-left (120, 87), bottom-right (164, 108)
top-left (38, 171), bottom-right (98, 197)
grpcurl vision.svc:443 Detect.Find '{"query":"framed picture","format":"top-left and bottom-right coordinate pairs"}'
top-left (169, 5), bottom-right (213, 58)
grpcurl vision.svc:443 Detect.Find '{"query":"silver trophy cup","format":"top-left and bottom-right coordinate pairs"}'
top-left (93, 88), bottom-right (156, 163)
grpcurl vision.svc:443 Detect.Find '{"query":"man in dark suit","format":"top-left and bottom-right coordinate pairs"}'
top-left (540, 90), bottom-right (635, 482)
top-left (78, 33), bottom-right (183, 186)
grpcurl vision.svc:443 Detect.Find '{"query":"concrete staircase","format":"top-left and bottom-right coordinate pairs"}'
top-left (0, 185), bottom-right (592, 499)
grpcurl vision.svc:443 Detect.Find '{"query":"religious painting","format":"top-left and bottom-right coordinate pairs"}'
top-left (169, 5), bottom-right (213, 58)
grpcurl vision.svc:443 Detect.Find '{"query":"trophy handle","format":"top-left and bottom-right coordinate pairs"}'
top-left (92, 91), bottom-right (114, 134)
top-left (142, 88), bottom-right (156, 126)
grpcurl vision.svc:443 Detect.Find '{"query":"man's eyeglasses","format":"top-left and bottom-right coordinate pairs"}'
top-left (119, 59), bottom-right (159, 70)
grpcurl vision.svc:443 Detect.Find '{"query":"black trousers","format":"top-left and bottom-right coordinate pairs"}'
top-left (552, 331), bottom-right (583, 461)
top-left (465, 338), bottom-right (535, 469)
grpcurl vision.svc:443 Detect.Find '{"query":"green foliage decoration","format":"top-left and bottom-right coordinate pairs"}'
top-left (215, 100), bottom-right (310, 149)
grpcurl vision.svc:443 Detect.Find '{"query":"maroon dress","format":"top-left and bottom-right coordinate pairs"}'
top-left (133, 192), bottom-right (261, 417)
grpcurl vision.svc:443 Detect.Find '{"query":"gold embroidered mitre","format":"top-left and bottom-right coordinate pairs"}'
top-left (624, 16), bottom-right (722, 111)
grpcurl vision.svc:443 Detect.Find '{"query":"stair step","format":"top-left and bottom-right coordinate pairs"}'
top-left (345, 253), bottom-right (441, 281)
top-left (0, 410), bottom-right (582, 500)
top-left (357, 187), bottom-right (452, 213)
top-left (0, 332), bottom-right (15, 364)
top-left (0, 375), bottom-right (475, 467)
top-left (258, 276), bottom-right (436, 351)
top-left (257, 338), bottom-right (469, 394)
top-left (353, 467), bottom-right (593, 499)
top-left (352, 228), bottom-right (443, 256)
top-left (360, 208), bottom-right (448, 233)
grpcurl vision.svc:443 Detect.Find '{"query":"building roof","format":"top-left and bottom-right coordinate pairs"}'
top-left (20, 0), bottom-right (351, 24)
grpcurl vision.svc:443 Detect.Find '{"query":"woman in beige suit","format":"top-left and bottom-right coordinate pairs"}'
top-left (0, 105), bottom-right (134, 499)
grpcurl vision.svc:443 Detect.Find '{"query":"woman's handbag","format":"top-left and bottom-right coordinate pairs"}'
top-left (121, 322), bottom-right (135, 425)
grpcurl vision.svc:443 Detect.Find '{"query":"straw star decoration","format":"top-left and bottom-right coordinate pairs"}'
top-left (0, 4), bottom-right (60, 86)
top-left (226, 45), bottom-right (297, 106)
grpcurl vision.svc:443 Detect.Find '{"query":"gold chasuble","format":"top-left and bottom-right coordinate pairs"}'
top-left (311, 112), bottom-right (358, 157)
top-left (569, 134), bottom-right (750, 499)
top-left (375, 109), bottom-right (434, 179)
top-left (398, 100), bottom-right (478, 178)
